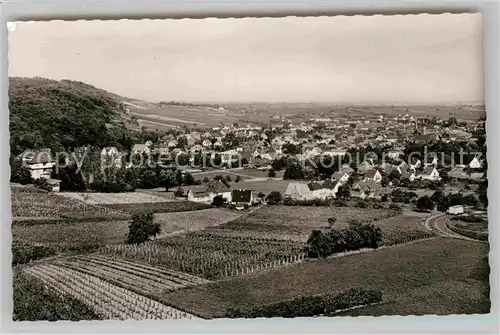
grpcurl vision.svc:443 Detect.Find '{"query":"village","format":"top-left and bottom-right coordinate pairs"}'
top-left (12, 109), bottom-right (486, 214)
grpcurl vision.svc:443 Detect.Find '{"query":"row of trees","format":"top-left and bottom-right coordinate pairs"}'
top-left (306, 220), bottom-right (383, 258)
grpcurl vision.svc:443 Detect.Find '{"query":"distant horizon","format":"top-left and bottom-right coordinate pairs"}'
top-left (9, 76), bottom-right (485, 107)
top-left (9, 14), bottom-right (484, 104)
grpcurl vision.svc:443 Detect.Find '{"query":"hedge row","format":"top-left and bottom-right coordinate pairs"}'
top-left (225, 288), bottom-right (383, 318)
top-left (446, 223), bottom-right (488, 242)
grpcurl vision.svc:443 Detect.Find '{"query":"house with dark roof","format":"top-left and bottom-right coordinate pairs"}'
top-left (17, 148), bottom-right (55, 180)
top-left (363, 169), bottom-right (382, 183)
top-left (331, 171), bottom-right (350, 183)
top-left (352, 180), bottom-right (382, 199)
top-left (231, 189), bottom-right (254, 209)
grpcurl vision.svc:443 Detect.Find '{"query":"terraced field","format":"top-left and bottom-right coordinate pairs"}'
top-left (11, 187), bottom-right (121, 218)
top-left (53, 255), bottom-right (209, 295)
top-left (102, 232), bottom-right (306, 280)
top-left (24, 264), bottom-right (198, 320)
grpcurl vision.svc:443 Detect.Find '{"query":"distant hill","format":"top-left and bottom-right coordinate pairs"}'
top-left (9, 77), bottom-right (135, 155)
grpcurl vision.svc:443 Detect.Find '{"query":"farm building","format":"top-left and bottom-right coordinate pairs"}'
top-left (187, 179), bottom-right (232, 203)
top-left (46, 178), bottom-right (61, 192)
top-left (352, 180), bottom-right (382, 199)
top-left (231, 189), bottom-right (254, 209)
top-left (17, 148), bottom-right (55, 180)
top-left (448, 205), bottom-right (464, 215)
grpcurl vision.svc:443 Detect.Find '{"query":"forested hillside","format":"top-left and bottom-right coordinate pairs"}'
top-left (9, 77), bottom-right (135, 155)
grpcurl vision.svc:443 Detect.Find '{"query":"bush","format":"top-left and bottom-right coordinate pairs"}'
top-left (212, 194), bottom-right (227, 207)
top-left (266, 191), bottom-right (283, 205)
top-left (416, 195), bottom-right (435, 212)
top-left (202, 177), bottom-right (209, 183)
top-left (257, 192), bottom-right (266, 199)
top-left (333, 199), bottom-right (348, 207)
top-left (389, 203), bottom-right (402, 211)
top-left (174, 187), bottom-right (185, 197)
top-left (12, 244), bottom-right (57, 265)
top-left (126, 213), bottom-right (160, 244)
top-left (306, 221), bottom-right (383, 258)
top-left (10, 158), bottom-right (33, 185)
top-left (268, 169), bottom-right (277, 178)
top-left (225, 288), bottom-right (383, 318)
top-left (235, 176), bottom-right (242, 183)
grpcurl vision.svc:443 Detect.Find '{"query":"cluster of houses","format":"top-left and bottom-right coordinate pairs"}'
top-left (186, 179), bottom-right (256, 209)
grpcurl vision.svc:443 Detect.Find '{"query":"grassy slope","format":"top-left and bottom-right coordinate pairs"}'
top-left (13, 270), bottom-right (100, 321)
top-left (159, 238), bottom-right (488, 318)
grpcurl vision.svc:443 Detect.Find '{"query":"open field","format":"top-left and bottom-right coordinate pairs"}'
top-left (208, 206), bottom-right (400, 242)
top-left (101, 232), bottom-right (305, 280)
top-left (12, 220), bottom-right (130, 249)
top-left (101, 201), bottom-right (211, 215)
top-left (10, 187), bottom-right (122, 218)
top-left (373, 215), bottom-right (436, 245)
top-left (154, 208), bottom-right (242, 237)
top-left (160, 238), bottom-right (488, 318)
top-left (228, 179), bottom-right (290, 194)
top-left (23, 264), bottom-right (198, 320)
top-left (56, 191), bottom-right (174, 205)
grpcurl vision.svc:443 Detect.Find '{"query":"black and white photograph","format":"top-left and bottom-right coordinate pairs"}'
top-left (8, 13), bottom-right (489, 321)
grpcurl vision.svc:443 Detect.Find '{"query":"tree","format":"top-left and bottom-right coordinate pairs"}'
top-left (183, 172), bottom-right (196, 186)
top-left (416, 195), bottom-right (435, 212)
top-left (212, 194), bottom-right (227, 207)
top-left (53, 163), bottom-right (86, 191)
top-left (126, 213), bottom-right (160, 244)
top-left (284, 163), bottom-right (305, 180)
top-left (258, 192), bottom-right (266, 199)
top-left (266, 191), bottom-right (283, 205)
top-left (10, 158), bottom-right (32, 185)
top-left (203, 176), bottom-right (210, 183)
top-left (436, 195), bottom-right (451, 212)
top-left (306, 230), bottom-right (330, 258)
top-left (160, 169), bottom-right (177, 191)
top-left (225, 175), bottom-right (232, 183)
top-left (268, 169), bottom-right (277, 178)
top-left (327, 217), bottom-right (337, 226)
top-left (337, 184), bottom-right (351, 200)
top-left (235, 176), bottom-right (242, 183)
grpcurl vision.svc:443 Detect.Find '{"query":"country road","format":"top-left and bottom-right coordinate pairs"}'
top-left (425, 213), bottom-right (486, 243)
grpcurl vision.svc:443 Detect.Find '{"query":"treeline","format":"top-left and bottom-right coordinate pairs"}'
top-left (306, 221), bottom-right (383, 258)
top-left (225, 288), bottom-right (383, 318)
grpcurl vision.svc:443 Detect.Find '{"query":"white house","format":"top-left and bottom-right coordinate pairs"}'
top-left (469, 156), bottom-right (483, 169)
top-left (187, 179), bottom-right (232, 203)
top-left (132, 140), bottom-right (153, 155)
top-left (363, 169), bottom-right (382, 183)
top-left (448, 205), bottom-right (464, 215)
top-left (284, 182), bottom-right (312, 201)
top-left (419, 166), bottom-right (440, 181)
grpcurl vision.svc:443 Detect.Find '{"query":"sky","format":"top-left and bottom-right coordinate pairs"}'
top-left (8, 13), bottom-right (484, 103)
